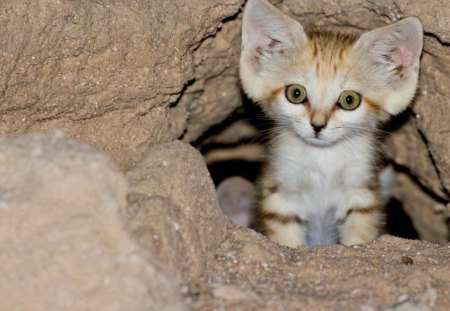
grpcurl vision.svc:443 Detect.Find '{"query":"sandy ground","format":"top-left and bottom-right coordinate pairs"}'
top-left (184, 226), bottom-right (450, 311)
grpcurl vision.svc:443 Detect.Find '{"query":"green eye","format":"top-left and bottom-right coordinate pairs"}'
top-left (337, 90), bottom-right (361, 111)
top-left (285, 84), bottom-right (307, 104)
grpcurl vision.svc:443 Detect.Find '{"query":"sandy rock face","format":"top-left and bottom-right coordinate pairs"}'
top-left (0, 0), bottom-right (244, 170)
top-left (190, 231), bottom-right (450, 310)
top-left (0, 132), bottom-right (181, 311)
top-left (125, 141), bottom-right (228, 278)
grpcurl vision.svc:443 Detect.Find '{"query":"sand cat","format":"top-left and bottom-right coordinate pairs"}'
top-left (239, 0), bottom-right (423, 247)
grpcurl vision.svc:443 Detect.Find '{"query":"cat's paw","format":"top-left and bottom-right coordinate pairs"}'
top-left (340, 229), bottom-right (379, 246)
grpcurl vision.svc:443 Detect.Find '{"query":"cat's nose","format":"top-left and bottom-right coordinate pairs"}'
top-left (311, 123), bottom-right (325, 134)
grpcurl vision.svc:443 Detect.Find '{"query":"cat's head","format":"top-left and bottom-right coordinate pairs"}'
top-left (240, 0), bottom-right (423, 147)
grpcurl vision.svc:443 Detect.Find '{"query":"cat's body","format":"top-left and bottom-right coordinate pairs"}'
top-left (253, 128), bottom-right (381, 247)
top-left (240, 0), bottom-right (423, 247)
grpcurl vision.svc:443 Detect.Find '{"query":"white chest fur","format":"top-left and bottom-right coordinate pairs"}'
top-left (266, 132), bottom-right (377, 219)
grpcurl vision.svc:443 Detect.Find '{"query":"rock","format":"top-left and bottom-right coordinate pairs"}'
top-left (393, 173), bottom-right (448, 243)
top-left (212, 284), bottom-right (258, 301)
top-left (0, 0), bottom-right (245, 170)
top-left (0, 132), bottom-right (182, 311)
top-left (125, 141), bottom-right (227, 278)
top-left (383, 118), bottom-right (445, 199)
top-left (415, 37), bottom-right (450, 197)
top-left (189, 231), bottom-right (450, 310)
top-left (179, 19), bottom-right (244, 142)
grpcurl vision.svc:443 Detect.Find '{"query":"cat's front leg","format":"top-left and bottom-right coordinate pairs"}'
top-left (257, 189), bottom-right (307, 248)
top-left (339, 204), bottom-right (383, 246)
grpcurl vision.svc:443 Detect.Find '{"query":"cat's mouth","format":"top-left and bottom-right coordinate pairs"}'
top-left (289, 123), bottom-right (338, 147)
top-left (304, 136), bottom-right (335, 147)
top-left (294, 131), bottom-right (337, 147)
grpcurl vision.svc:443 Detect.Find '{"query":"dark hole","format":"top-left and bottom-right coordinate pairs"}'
top-left (385, 197), bottom-right (419, 239)
top-left (208, 160), bottom-right (262, 187)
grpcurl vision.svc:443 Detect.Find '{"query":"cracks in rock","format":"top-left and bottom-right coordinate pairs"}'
top-left (390, 109), bottom-right (450, 204)
top-left (363, 0), bottom-right (403, 23)
top-left (424, 31), bottom-right (450, 47)
top-left (178, 127), bottom-right (189, 142)
top-left (384, 111), bottom-right (450, 207)
top-left (415, 126), bottom-right (450, 200)
top-left (174, 8), bottom-right (243, 142)
top-left (423, 32), bottom-right (450, 58)
top-left (166, 78), bottom-right (196, 141)
top-left (168, 78), bottom-right (195, 109)
top-left (186, 4), bottom-right (242, 55)
top-left (391, 160), bottom-right (449, 206)
top-left (393, 153), bottom-right (450, 239)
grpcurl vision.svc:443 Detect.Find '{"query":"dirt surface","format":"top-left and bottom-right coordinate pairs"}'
top-left (187, 230), bottom-right (450, 311)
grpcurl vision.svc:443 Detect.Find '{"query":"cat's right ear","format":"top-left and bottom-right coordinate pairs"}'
top-left (240, 0), bottom-right (306, 101)
top-left (354, 17), bottom-right (423, 115)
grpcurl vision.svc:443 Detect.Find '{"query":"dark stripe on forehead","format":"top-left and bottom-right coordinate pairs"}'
top-left (312, 41), bottom-right (318, 58)
top-left (306, 28), bottom-right (358, 49)
top-left (306, 28), bottom-right (358, 66)
top-left (339, 47), bottom-right (345, 61)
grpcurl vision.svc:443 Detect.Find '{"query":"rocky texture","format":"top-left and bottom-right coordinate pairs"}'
top-left (0, 0), bottom-right (449, 309)
top-left (125, 141), bottom-right (227, 278)
top-left (394, 173), bottom-right (448, 243)
top-left (179, 18), bottom-right (244, 142)
top-left (1, 133), bottom-right (449, 310)
top-left (186, 230), bottom-right (450, 311)
top-left (0, 132), bottom-right (182, 311)
top-left (0, 0), bottom-right (245, 170)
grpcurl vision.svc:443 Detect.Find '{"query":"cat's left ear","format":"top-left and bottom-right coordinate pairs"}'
top-left (355, 17), bottom-right (423, 115)
top-left (240, 0), bottom-right (307, 101)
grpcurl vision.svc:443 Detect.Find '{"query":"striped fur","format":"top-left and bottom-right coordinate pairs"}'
top-left (241, 0), bottom-right (423, 247)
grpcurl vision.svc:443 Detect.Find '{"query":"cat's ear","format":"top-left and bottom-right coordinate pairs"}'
top-left (355, 17), bottom-right (423, 115)
top-left (240, 0), bottom-right (306, 101)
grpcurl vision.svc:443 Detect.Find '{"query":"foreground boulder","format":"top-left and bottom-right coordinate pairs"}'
top-left (0, 132), bottom-right (181, 311)
top-left (125, 141), bottom-right (228, 278)
top-left (0, 132), bottom-right (449, 310)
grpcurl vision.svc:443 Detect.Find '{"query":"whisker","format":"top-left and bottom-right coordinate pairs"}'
top-left (336, 125), bottom-right (390, 135)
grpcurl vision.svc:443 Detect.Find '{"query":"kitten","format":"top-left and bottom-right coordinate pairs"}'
top-left (240, 0), bottom-right (423, 247)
